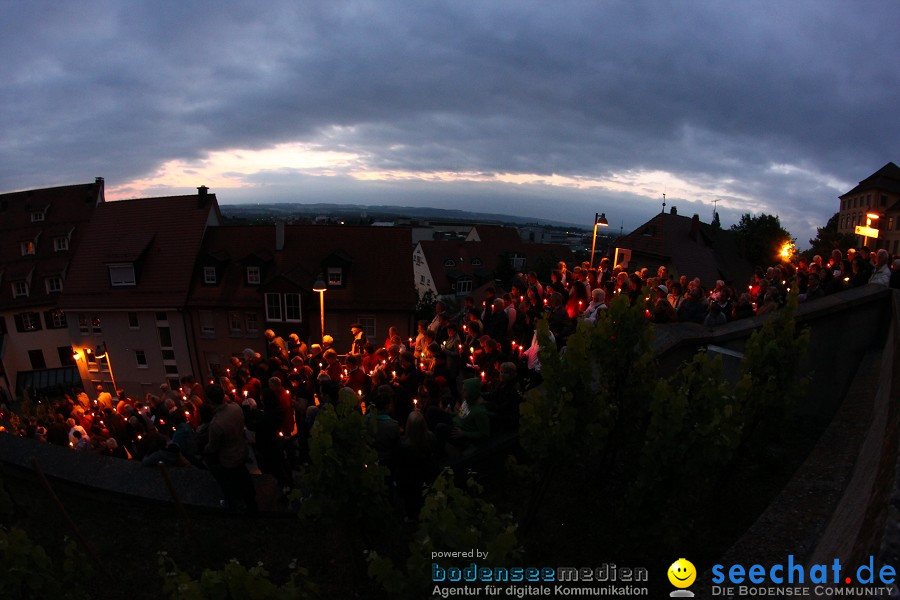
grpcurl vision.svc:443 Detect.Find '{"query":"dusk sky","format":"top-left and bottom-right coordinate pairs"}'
top-left (2, 1), bottom-right (898, 245)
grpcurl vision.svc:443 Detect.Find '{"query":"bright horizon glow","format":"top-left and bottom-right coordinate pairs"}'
top-left (104, 140), bottom-right (792, 215)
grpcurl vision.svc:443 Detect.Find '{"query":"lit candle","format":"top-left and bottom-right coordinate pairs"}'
top-left (392, 370), bottom-right (397, 378)
top-left (480, 371), bottom-right (486, 381)
top-left (413, 398), bottom-right (418, 407)
top-left (243, 390), bottom-right (248, 398)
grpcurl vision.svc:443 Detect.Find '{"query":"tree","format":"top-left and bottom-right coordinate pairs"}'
top-left (730, 213), bottom-right (794, 268)
top-left (805, 212), bottom-right (857, 259)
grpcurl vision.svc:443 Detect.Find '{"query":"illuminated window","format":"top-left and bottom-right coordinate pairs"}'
top-left (20, 241), bottom-right (35, 256)
top-left (49, 309), bottom-right (67, 329)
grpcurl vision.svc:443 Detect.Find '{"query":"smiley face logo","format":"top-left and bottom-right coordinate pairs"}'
top-left (668, 558), bottom-right (696, 589)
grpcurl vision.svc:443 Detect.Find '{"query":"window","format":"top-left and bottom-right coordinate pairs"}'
top-left (358, 315), bottom-right (376, 339)
top-left (443, 259), bottom-right (456, 267)
top-left (12, 281), bottom-right (29, 298)
top-left (509, 253), bottom-right (526, 270)
top-left (414, 255), bottom-right (423, 265)
top-left (203, 266), bottom-right (217, 284)
top-left (135, 350), bottom-right (148, 368)
top-left (28, 349), bottom-right (46, 370)
top-left (265, 293), bottom-right (282, 321)
top-left (284, 293), bottom-right (301, 322)
top-left (158, 326), bottom-right (172, 348)
top-left (78, 314), bottom-right (90, 335)
top-left (471, 258), bottom-right (483, 266)
top-left (456, 278), bottom-right (473, 295)
top-left (200, 310), bottom-right (216, 337)
top-left (49, 309), bottom-right (67, 329)
top-left (45, 277), bottom-right (63, 294)
top-left (245, 312), bottom-right (259, 334)
top-left (98, 354), bottom-right (110, 372)
top-left (57, 346), bottom-right (76, 366)
top-left (164, 364), bottom-right (179, 375)
top-left (420, 275), bottom-right (426, 283)
top-left (327, 267), bottom-right (343, 286)
top-left (15, 312), bottom-right (42, 332)
top-left (246, 266), bottom-right (261, 285)
top-left (86, 350), bottom-right (97, 371)
top-left (155, 311), bottom-right (168, 323)
top-left (161, 349), bottom-right (176, 361)
top-left (109, 263), bottom-right (136, 286)
top-left (91, 314), bottom-right (102, 334)
top-left (128, 312), bottom-right (140, 329)
top-left (888, 217), bottom-right (895, 231)
top-left (20, 241), bottom-right (35, 256)
top-left (882, 195), bottom-right (888, 207)
top-left (229, 312), bottom-right (242, 335)
top-left (54, 237), bottom-right (69, 252)
top-left (30, 211), bottom-right (45, 223)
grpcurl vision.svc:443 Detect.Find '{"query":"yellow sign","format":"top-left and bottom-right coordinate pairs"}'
top-left (855, 225), bottom-right (879, 238)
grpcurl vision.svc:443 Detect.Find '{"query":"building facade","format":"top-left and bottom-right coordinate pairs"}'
top-left (837, 162), bottom-right (900, 255)
top-left (0, 179), bottom-right (105, 401)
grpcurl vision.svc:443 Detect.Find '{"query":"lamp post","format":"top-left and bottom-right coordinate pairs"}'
top-left (862, 213), bottom-right (880, 248)
top-left (589, 212), bottom-right (609, 269)
top-left (313, 275), bottom-right (327, 344)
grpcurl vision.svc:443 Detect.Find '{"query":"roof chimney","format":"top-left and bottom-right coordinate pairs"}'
top-left (670, 206), bottom-right (677, 215)
top-left (197, 185), bottom-right (209, 207)
top-left (275, 221), bottom-right (285, 251)
top-left (690, 214), bottom-right (700, 241)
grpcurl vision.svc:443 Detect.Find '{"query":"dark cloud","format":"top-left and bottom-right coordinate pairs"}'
top-left (1, 0), bottom-right (897, 244)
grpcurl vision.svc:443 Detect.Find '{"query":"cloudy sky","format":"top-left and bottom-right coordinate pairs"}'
top-left (2, 1), bottom-right (898, 245)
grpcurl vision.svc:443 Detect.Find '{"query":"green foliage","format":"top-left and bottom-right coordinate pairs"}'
top-left (367, 469), bottom-right (520, 599)
top-left (730, 213), bottom-right (794, 268)
top-left (628, 352), bottom-right (742, 538)
top-left (804, 212), bottom-right (857, 260)
top-left (0, 527), bottom-right (90, 600)
top-left (416, 288), bottom-right (439, 323)
top-left (734, 289), bottom-right (810, 436)
top-left (158, 553), bottom-right (317, 600)
top-left (295, 392), bottom-right (389, 526)
top-left (519, 294), bottom-right (655, 467)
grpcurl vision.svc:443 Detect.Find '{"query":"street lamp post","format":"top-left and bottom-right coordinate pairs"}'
top-left (95, 341), bottom-right (118, 392)
top-left (313, 276), bottom-right (327, 344)
top-left (589, 212), bottom-right (609, 269)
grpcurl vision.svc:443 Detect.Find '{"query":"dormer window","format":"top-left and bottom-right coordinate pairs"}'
top-left (203, 266), bottom-right (217, 284)
top-left (45, 277), bottom-right (63, 294)
top-left (471, 258), bottom-right (483, 266)
top-left (443, 259), bottom-right (455, 267)
top-left (109, 263), bottom-right (136, 287)
top-left (30, 210), bottom-right (45, 223)
top-left (12, 281), bottom-right (29, 298)
top-left (246, 266), bottom-right (261, 285)
top-left (327, 267), bottom-right (343, 286)
top-left (54, 236), bottom-right (69, 252)
top-left (20, 241), bottom-right (35, 256)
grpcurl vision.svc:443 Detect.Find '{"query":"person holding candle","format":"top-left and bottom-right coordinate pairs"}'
top-left (203, 384), bottom-right (258, 516)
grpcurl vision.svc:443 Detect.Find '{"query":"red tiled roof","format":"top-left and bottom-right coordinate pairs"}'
top-left (59, 193), bottom-right (218, 310)
top-left (0, 180), bottom-right (103, 310)
top-left (617, 212), bottom-right (752, 287)
top-left (189, 224), bottom-right (415, 311)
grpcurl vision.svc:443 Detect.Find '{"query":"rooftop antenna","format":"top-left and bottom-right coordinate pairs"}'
top-left (712, 198), bottom-right (719, 220)
top-left (661, 191), bottom-right (666, 214)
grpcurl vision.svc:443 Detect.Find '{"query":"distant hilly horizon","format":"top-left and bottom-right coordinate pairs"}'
top-left (219, 202), bottom-right (589, 231)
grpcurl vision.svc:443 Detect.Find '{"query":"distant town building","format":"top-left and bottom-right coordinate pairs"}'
top-left (0, 179), bottom-right (105, 401)
top-left (837, 162), bottom-right (900, 255)
top-left (188, 223), bottom-right (415, 376)
top-left (414, 224), bottom-right (573, 302)
top-left (59, 187), bottom-right (221, 396)
top-left (614, 209), bottom-right (752, 288)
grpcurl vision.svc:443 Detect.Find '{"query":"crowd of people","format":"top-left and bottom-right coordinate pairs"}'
top-left (1, 244), bottom-right (897, 516)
